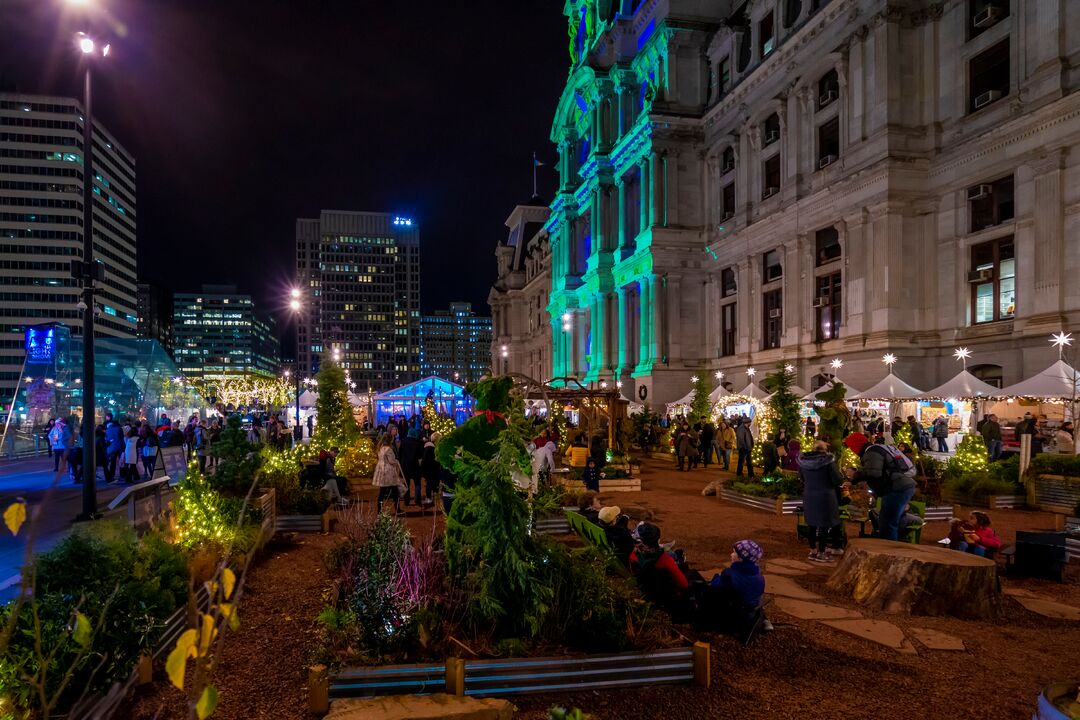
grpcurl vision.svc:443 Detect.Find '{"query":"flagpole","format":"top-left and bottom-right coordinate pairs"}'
top-left (532, 151), bottom-right (538, 198)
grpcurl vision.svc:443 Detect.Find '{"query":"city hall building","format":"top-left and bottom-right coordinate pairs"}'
top-left (539, 0), bottom-right (1080, 404)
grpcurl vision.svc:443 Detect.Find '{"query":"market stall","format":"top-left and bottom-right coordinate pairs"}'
top-left (374, 376), bottom-right (472, 426)
top-left (920, 369), bottom-right (1000, 437)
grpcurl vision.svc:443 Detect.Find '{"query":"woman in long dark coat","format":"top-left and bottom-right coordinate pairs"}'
top-left (798, 440), bottom-right (843, 563)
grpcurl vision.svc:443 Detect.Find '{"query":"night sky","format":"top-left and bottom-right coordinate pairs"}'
top-left (0, 0), bottom-right (567, 322)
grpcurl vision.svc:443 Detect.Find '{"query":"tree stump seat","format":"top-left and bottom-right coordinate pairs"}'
top-left (827, 538), bottom-right (1000, 619)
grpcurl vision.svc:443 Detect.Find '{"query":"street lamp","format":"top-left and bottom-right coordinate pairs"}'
top-left (288, 289), bottom-right (302, 441)
top-left (73, 30), bottom-right (111, 522)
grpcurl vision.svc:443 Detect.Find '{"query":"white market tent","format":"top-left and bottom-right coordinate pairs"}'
top-left (850, 373), bottom-right (926, 400)
top-left (997, 360), bottom-right (1080, 399)
top-left (922, 369), bottom-right (1000, 399)
top-left (736, 381), bottom-right (771, 401)
top-left (298, 389), bottom-right (319, 408)
top-left (709, 384), bottom-right (730, 403)
top-left (802, 380), bottom-right (860, 402)
top-left (789, 385), bottom-right (809, 399)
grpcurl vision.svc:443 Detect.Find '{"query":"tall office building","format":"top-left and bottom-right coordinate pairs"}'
top-left (296, 210), bottom-right (420, 392)
top-left (137, 282), bottom-right (173, 357)
top-left (420, 302), bottom-right (493, 383)
top-left (0, 92), bottom-right (137, 394)
top-left (172, 285), bottom-right (279, 379)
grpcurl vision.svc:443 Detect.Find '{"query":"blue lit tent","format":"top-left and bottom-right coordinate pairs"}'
top-left (374, 376), bottom-right (472, 426)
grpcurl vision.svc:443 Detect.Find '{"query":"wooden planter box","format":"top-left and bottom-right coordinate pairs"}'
top-left (275, 509), bottom-right (332, 534)
top-left (717, 486), bottom-right (801, 515)
top-left (308, 643), bottom-right (710, 712)
top-left (1028, 474), bottom-right (1080, 515)
top-left (941, 491), bottom-right (1025, 510)
top-left (554, 472), bottom-right (641, 493)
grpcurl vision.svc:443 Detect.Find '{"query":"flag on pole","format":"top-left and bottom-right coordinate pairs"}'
top-left (533, 152), bottom-right (545, 167)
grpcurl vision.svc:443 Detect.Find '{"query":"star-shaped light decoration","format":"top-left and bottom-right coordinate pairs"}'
top-left (830, 358), bottom-right (844, 371)
top-left (1051, 332), bottom-right (1073, 359)
top-left (882, 353), bottom-right (897, 367)
top-left (599, 380), bottom-right (608, 389)
top-left (690, 375), bottom-right (699, 384)
top-left (616, 380), bottom-right (623, 389)
top-left (746, 367), bottom-right (756, 378)
top-left (714, 370), bottom-right (724, 380)
top-left (784, 363), bottom-right (795, 373)
top-left (953, 347), bottom-right (971, 368)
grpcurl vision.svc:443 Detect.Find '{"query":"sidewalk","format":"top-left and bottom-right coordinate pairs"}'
top-left (0, 457), bottom-right (123, 602)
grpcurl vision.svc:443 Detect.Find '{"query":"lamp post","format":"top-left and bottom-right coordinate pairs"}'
top-left (74, 31), bottom-right (110, 522)
top-left (289, 289), bottom-right (302, 441)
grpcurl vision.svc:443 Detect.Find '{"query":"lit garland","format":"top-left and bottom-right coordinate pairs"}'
top-left (951, 433), bottom-right (989, 474)
top-left (710, 394), bottom-right (772, 465)
top-left (422, 398), bottom-right (456, 437)
top-left (337, 437), bottom-right (377, 478)
top-left (549, 400), bottom-right (570, 452)
top-left (173, 463), bottom-right (233, 548)
top-left (892, 422), bottom-right (918, 458)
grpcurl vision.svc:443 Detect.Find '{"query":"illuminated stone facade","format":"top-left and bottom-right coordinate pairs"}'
top-left (546, 0), bottom-right (1080, 402)
top-left (489, 200), bottom-right (553, 382)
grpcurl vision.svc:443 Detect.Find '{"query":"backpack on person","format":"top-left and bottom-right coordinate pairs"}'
top-left (868, 443), bottom-right (916, 488)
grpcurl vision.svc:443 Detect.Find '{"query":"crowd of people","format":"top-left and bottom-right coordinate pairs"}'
top-left (371, 414), bottom-right (451, 515)
top-left (574, 490), bottom-right (770, 635)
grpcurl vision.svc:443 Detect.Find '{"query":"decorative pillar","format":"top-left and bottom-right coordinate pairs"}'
top-left (651, 274), bottom-right (665, 364)
top-left (666, 274), bottom-right (682, 361)
top-left (637, 279), bottom-right (651, 368)
top-left (640, 157), bottom-right (651, 231)
top-left (616, 286), bottom-right (629, 374)
top-left (616, 180), bottom-right (627, 252)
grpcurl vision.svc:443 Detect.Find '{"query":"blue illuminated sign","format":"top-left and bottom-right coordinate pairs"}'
top-left (25, 327), bottom-right (55, 364)
top-left (392, 217), bottom-right (413, 226)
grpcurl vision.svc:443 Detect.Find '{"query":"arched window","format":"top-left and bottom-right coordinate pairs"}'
top-left (783, 0), bottom-right (802, 29)
top-left (971, 364), bottom-right (1004, 389)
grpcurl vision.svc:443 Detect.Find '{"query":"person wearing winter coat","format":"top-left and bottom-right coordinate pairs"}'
top-left (48, 417), bottom-right (72, 473)
top-left (699, 422), bottom-right (715, 467)
top-left (798, 441), bottom-right (844, 562)
top-left (1055, 421), bottom-right (1075, 454)
top-left (103, 414), bottom-right (124, 482)
top-left (421, 432), bottom-right (441, 501)
top-left (715, 419), bottom-right (736, 471)
top-left (735, 420), bottom-right (755, 478)
top-left (398, 428), bottom-right (426, 508)
top-left (581, 456), bottom-right (601, 492)
top-left (932, 416), bottom-right (950, 452)
top-left (948, 511), bottom-right (1002, 557)
top-left (675, 423), bottom-right (691, 471)
top-left (845, 436), bottom-right (917, 541)
top-left (137, 424), bottom-right (159, 480)
top-left (121, 426), bottom-right (139, 483)
top-left (372, 436), bottom-right (406, 514)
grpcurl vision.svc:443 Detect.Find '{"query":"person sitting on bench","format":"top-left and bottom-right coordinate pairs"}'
top-left (868, 503), bottom-right (923, 540)
top-left (948, 511), bottom-right (1002, 557)
top-left (578, 491), bottom-right (604, 525)
top-left (598, 505), bottom-right (634, 568)
top-left (699, 540), bottom-right (769, 634)
top-left (630, 522), bottom-right (693, 619)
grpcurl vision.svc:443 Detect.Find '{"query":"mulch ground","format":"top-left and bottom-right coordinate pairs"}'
top-left (123, 459), bottom-right (1080, 719)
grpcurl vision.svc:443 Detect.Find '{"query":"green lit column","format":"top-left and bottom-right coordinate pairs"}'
top-left (651, 274), bottom-right (665, 365)
top-left (639, 158), bottom-right (650, 232)
top-left (616, 179), bottom-right (626, 256)
top-left (591, 293), bottom-right (607, 375)
top-left (616, 286), bottom-right (628, 376)
top-left (637, 277), bottom-right (651, 371)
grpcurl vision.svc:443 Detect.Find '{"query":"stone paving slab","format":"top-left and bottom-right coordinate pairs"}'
top-left (1008, 594), bottom-right (1080, 621)
top-left (766, 565), bottom-right (808, 577)
top-left (769, 558), bottom-right (819, 571)
top-left (1003, 587), bottom-right (1039, 598)
top-left (821, 619), bottom-right (917, 655)
top-left (774, 597), bottom-right (862, 620)
top-left (764, 575), bottom-right (823, 600)
top-left (909, 628), bottom-right (966, 651)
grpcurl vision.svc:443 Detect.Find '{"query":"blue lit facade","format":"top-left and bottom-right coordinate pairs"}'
top-left (373, 375), bottom-right (472, 426)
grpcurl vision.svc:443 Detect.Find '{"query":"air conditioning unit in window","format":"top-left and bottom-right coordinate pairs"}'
top-left (762, 186), bottom-right (779, 199)
top-left (819, 154), bottom-right (838, 169)
top-left (973, 5), bottom-right (1002, 28)
top-left (974, 89), bottom-right (1002, 109)
top-left (967, 184), bottom-right (993, 201)
top-left (967, 268), bottom-right (994, 283)
top-left (721, 161), bottom-right (735, 173)
top-left (819, 89), bottom-right (837, 107)
top-left (812, 296), bottom-right (830, 308)
top-left (768, 308), bottom-right (783, 319)
top-left (765, 130), bottom-right (780, 144)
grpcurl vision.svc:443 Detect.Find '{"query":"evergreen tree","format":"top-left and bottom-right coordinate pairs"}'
top-left (763, 364), bottom-right (801, 440)
top-left (814, 382), bottom-right (850, 455)
top-left (313, 355), bottom-right (359, 448)
top-left (689, 375), bottom-right (711, 422)
top-left (210, 414), bottom-right (261, 493)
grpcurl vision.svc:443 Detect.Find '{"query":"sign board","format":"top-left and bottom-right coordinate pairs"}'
top-left (154, 446), bottom-right (188, 483)
top-left (24, 327), bottom-right (55, 364)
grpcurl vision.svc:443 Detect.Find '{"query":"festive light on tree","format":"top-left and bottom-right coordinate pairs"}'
top-left (892, 422), bottom-right (919, 458)
top-left (423, 397), bottom-right (455, 437)
top-left (313, 354), bottom-right (359, 447)
top-left (689, 374), bottom-right (711, 421)
top-left (763, 363), bottom-right (801, 441)
top-left (951, 432), bottom-right (989, 473)
top-left (337, 437), bottom-right (377, 478)
top-left (173, 465), bottom-right (233, 548)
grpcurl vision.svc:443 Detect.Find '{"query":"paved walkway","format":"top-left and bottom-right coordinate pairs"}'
top-left (0, 457), bottom-right (123, 602)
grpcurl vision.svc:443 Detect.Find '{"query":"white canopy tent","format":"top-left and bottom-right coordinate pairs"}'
top-left (802, 380), bottom-right (860, 402)
top-left (922, 370), bottom-right (1000, 399)
top-left (850, 373), bottom-right (925, 400)
top-left (298, 389), bottom-right (319, 408)
top-left (709, 384), bottom-right (730, 403)
top-left (736, 381), bottom-right (771, 401)
top-left (997, 360), bottom-right (1080, 400)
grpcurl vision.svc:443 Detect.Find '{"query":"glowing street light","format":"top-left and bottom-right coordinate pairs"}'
top-left (78, 35), bottom-right (95, 54)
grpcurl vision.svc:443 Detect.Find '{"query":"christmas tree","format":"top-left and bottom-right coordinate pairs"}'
top-left (422, 397), bottom-right (455, 437)
top-left (951, 432), bottom-right (989, 474)
top-left (689, 375), bottom-right (711, 422)
top-left (313, 354), bottom-right (359, 448)
top-left (814, 382), bottom-right (850, 456)
top-left (763, 364), bottom-right (801, 441)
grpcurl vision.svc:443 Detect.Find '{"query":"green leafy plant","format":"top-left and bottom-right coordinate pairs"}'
top-left (313, 355), bottom-right (360, 448)
top-left (277, 486), bottom-right (331, 515)
top-left (1030, 453), bottom-right (1080, 477)
top-left (210, 414), bottom-right (262, 494)
top-left (689, 375), bottom-right (711, 423)
top-left (762, 364), bottom-right (801, 440)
